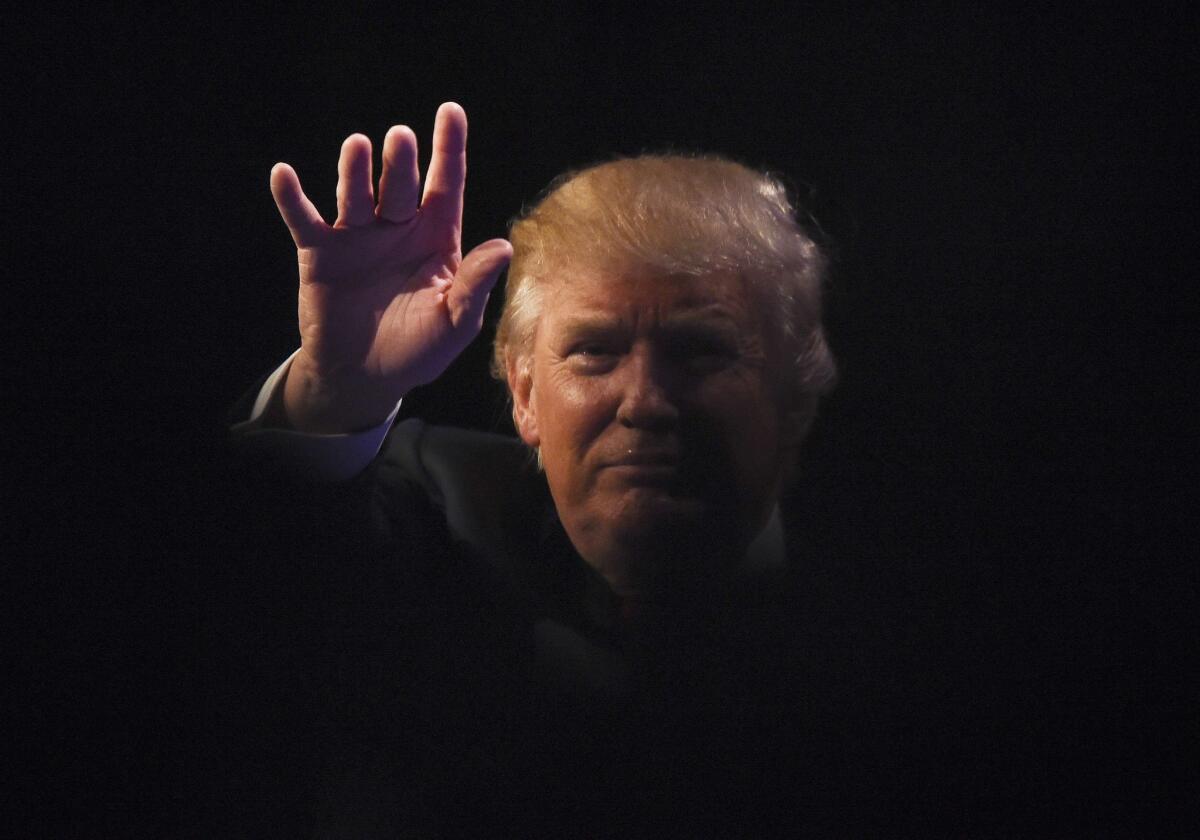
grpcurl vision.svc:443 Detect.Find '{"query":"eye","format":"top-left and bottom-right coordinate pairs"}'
top-left (567, 342), bottom-right (620, 372)
top-left (670, 336), bottom-right (737, 370)
top-left (574, 342), bottom-right (613, 357)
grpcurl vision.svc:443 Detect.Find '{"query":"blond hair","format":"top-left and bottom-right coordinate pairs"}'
top-left (492, 154), bottom-right (836, 416)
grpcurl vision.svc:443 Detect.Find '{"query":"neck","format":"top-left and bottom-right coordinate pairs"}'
top-left (605, 506), bottom-right (787, 631)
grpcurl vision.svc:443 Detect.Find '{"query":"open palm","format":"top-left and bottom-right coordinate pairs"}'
top-left (270, 103), bottom-right (511, 432)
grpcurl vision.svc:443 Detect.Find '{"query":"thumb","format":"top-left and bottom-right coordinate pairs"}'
top-left (447, 239), bottom-right (513, 330)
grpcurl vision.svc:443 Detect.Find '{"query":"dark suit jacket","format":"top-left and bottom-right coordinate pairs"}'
top-left (211, 416), bottom-right (949, 837)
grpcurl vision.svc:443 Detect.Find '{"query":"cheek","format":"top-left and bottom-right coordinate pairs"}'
top-left (535, 373), bottom-right (618, 461)
top-left (697, 376), bottom-right (783, 467)
top-left (698, 367), bottom-right (769, 419)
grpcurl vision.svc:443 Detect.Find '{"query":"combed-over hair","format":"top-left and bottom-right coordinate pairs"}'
top-left (492, 154), bottom-right (836, 420)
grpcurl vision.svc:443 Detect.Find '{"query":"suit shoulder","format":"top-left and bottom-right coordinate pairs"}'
top-left (377, 419), bottom-right (549, 561)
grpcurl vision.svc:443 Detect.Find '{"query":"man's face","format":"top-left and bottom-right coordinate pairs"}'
top-left (509, 265), bottom-right (801, 595)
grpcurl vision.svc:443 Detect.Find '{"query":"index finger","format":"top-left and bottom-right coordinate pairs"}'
top-left (420, 102), bottom-right (467, 229)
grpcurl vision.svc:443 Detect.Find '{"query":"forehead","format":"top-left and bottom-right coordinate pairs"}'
top-left (538, 267), bottom-right (756, 329)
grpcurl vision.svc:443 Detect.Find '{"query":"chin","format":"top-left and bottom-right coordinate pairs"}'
top-left (610, 489), bottom-right (708, 531)
top-left (612, 501), bottom-right (745, 560)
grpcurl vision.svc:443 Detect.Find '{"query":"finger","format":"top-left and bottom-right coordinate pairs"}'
top-left (335, 134), bottom-right (376, 227)
top-left (270, 163), bottom-right (328, 247)
top-left (376, 125), bottom-right (420, 223)
top-left (421, 102), bottom-right (467, 227)
top-left (446, 239), bottom-right (512, 330)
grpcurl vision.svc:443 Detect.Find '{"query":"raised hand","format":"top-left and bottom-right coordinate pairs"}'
top-left (269, 103), bottom-right (512, 433)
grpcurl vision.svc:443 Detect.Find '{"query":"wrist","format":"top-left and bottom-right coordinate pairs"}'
top-left (282, 352), bottom-right (404, 434)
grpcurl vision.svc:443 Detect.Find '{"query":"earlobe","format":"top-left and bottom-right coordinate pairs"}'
top-left (513, 403), bottom-right (540, 448)
top-left (507, 359), bottom-right (540, 448)
top-left (780, 402), bottom-right (815, 450)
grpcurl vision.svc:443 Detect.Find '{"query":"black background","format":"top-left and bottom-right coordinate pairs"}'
top-left (9, 4), bottom-right (1194, 835)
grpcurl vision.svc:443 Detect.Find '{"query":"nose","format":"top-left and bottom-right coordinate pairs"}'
top-left (616, 346), bottom-right (680, 431)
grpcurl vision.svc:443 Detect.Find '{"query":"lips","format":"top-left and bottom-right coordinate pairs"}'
top-left (600, 449), bottom-right (686, 489)
top-left (606, 449), bottom-right (680, 467)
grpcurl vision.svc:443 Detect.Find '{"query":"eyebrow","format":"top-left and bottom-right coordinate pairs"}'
top-left (556, 304), bottom-right (741, 334)
top-left (663, 308), bottom-right (741, 330)
top-left (555, 315), bottom-right (622, 334)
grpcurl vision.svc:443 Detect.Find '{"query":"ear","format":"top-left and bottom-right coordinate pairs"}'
top-left (779, 399), bottom-right (816, 451)
top-left (776, 402), bottom-right (815, 488)
top-left (507, 357), bottom-right (541, 448)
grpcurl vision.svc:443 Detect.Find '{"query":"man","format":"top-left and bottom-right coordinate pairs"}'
top-left (228, 103), bottom-right (875, 835)
top-left (242, 100), bottom-right (834, 585)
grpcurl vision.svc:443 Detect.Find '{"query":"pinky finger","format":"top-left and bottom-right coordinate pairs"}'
top-left (270, 163), bottom-right (328, 247)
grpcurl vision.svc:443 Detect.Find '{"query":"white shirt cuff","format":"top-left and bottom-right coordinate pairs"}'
top-left (229, 350), bottom-right (402, 481)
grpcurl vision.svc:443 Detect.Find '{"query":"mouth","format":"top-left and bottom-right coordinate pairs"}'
top-left (606, 448), bottom-right (681, 467)
top-left (602, 451), bottom-right (685, 486)
top-left (604, 446), bottom-right (681, 465)
top-left (606, 463), bottom-right (678, 480)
